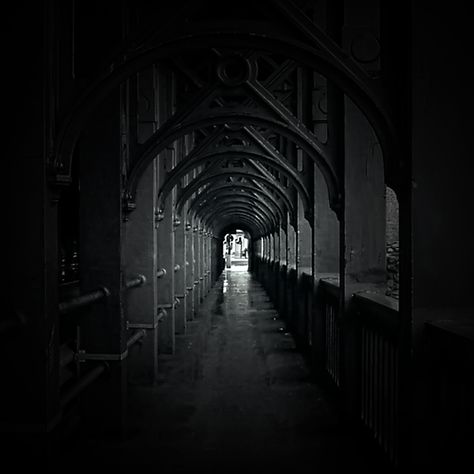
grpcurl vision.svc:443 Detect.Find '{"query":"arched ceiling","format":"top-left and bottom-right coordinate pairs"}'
top-left (52, 0), bottom-right (400, 239)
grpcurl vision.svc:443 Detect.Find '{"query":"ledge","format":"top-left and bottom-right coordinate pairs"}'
top-left (319, 275), bottom-right (340, 298)
top-left (353, 290), bottom-right (399, 313)
top-left (424, 318), bottom-right (474, 366)
top-left (352, 291), bottom-right (400, 338)
top-left (425, 319), bottom-right (474, 344)
top-left (299, 266), bottom-right (312, 278)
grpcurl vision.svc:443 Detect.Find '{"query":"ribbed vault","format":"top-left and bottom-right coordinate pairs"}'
top-left (52, 0), bottom-right (400, 244)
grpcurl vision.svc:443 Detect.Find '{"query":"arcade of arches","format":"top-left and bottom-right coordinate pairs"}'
top-left (4, 1), bottom-right (473, 470)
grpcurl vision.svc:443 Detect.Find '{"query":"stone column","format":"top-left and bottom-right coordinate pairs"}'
top-left (314, 167), bottom-right (339, 277)
top-left (287, 222), bottom-right (297, 270)
top-left (297, 197), bottom-right (313, 277)
top-left (343, 98), bottom-right (385, 287)
top-left (185, 225), bottom-right (194, 320)
top-left (202, 230), bottom-right (208, 295)
top-left (279, 223), bottom-right (288, 314)
top-left (123, 160), bottom-right (158, 384)
top-left (192, 223), bottom-right (200, 316)
top-left (78, 90), bottom-right (127, 435)
top-left (156, 152), bottom-right (175, 354)
top-left (199, 228), bottom-right (205, 301)
top-left (156, 66), bottom-right (176, 354)
top-left (7, 57), bottom-right (61, 459)
top-left (205, 231), bottom-right (212, 293)
top-left (409, 5), bottom-right (473, 467)
top-left (174, 218), bottom-right (186, 335)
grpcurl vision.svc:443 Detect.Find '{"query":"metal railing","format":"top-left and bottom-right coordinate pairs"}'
top-left (353, 292), bottom-right (400, 466)
top-left (123, 274), bottom-right (147, 290)
top-left (59, 287), bottom-right (110, 315)
top-left (319, 279), bottom-right (342, 389)
top-left (59, 274), bottom-right (148, 408)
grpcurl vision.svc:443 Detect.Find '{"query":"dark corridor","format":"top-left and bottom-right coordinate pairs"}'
top-left (4, 1), bottom-right (473, 471)
top-left (61, 270), bottom-right (385, 470)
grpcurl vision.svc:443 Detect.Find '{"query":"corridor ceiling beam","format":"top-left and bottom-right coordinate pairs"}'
top-left (54, 21), bottom-right (399, 206)
top-left (193, 193), bottom-right (282, 228)
top-left (175, 170), bottom-right (295, 221)
top-left (186, 183), bottom-right (287, 223)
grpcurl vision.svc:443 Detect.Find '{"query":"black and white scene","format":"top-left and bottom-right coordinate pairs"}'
top-left (4, 1), bottom-right (473, 471)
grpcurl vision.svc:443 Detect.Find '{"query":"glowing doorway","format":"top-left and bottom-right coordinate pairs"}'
top-left (223, 229), bottom-right (249, 272)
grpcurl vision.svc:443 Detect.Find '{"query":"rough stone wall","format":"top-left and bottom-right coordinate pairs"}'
top-left (385, 187), bottom-right (399, 299)
top-left (386, 241), bottom-right (399, 298)
top-left (385, 187), bottom-right (399, 243)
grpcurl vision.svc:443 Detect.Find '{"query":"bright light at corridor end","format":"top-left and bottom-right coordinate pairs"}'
top-left (223, 229), bottom-right (249, 271)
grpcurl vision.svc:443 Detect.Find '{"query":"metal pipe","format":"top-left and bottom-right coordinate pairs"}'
top-left (126, 329), bottom-right (146, 348)
top-left (59, 287), bottom-right (110, 315)
top-left (157, 268), bottom-right (167, 278)
top-left (60, 363), bottom-right (107, 408)
top-left (157, 308), bottom-right (167, 321)
top-left (123, 274), bottom-right (146, 290)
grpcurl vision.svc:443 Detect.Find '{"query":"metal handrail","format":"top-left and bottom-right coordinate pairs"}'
top-left (60, 363), bottom-right (107, 408)
top-left (59, 287), bottom-right (110, 315)
top-left (123, 274), bottom-right (147, 290)
top-left (126, 329), bottom-right (146, 348)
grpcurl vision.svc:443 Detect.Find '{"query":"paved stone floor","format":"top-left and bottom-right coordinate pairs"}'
top-left (62, 269), bottom-right (387, 470)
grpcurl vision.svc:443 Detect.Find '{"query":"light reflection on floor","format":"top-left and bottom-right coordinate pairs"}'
top-left (228, 264), bottom-right (249, 272)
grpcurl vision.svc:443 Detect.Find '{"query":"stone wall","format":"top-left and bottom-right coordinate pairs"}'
top-left (385, 186), bottom-right (399, 299)
top-left (385, 186), bottom-right (399, 243)
top-left (386, 241), bottom-right (399, 299)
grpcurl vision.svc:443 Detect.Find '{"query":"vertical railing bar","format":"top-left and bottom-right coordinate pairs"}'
top-left (367, 328), bottom-right (373, 429)
top-left (379, 335), bottom-right (384, 447)
top-left (370, 330), bottom-right (373, 433)
top-left (336, 317), bottom-right (340, 386)
top-left (394, 345), bottom-right (399, 464)
top-left (382, 338), bottom-right (389, 455)
top-left (329, 304), bottom-right (334, 381)
top-left (375, 332), bottom-right (380, 442)
top-left (365, 328), bottom-right (370, 426)
top-left (361, 327), bottom-right (366, 422)
top-left (331, 304), bottom-right (335, 382)
top-left (389, 341), bottom-right (395, 463)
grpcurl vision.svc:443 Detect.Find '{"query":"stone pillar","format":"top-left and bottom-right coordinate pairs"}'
top-left (286, 217), bottom-right (298, 327)
top-left (211, 235), bottom-right (220, 281)
top-left (156, 153), bottom-right (175, 354)
top-left (202, 230), bottom-right (208, 295)
top-left (205, 232), bottom-right (212, 292)
top-left (287, 222), bottom-right (297, 270)
top-left (409, 5), bottom-right (473, 467)
top-left (339, 96), bottom-right (385, 419)
top-left (192, 223), bottom-right (200, 316)
top-left (185, 225), bottom-right (194, 320)
top-left (280, 224), bottom-right (288, 267)
top-left (199, 228), bottom-right (205, 300)
top-left (340, 4), bottom-right (386, 422)
top-left (297, 196), bottom-right (313, 276)
top-left (174, 218), bottom-right (186, 335)
top-left (6, 64), bottom-right (60, 463)
top-left (78, 90), bottom-right (127, 435)
top-left (343, 98), bottom-right (385, 287)
top-left (265, 235), bottom-right (270, 261)
top-left (314, 167), bottom-right (339, 277)
top-left (156, 66), bottom-right (176, 354)
top-left (123, 160), bottom-right (158, 384)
